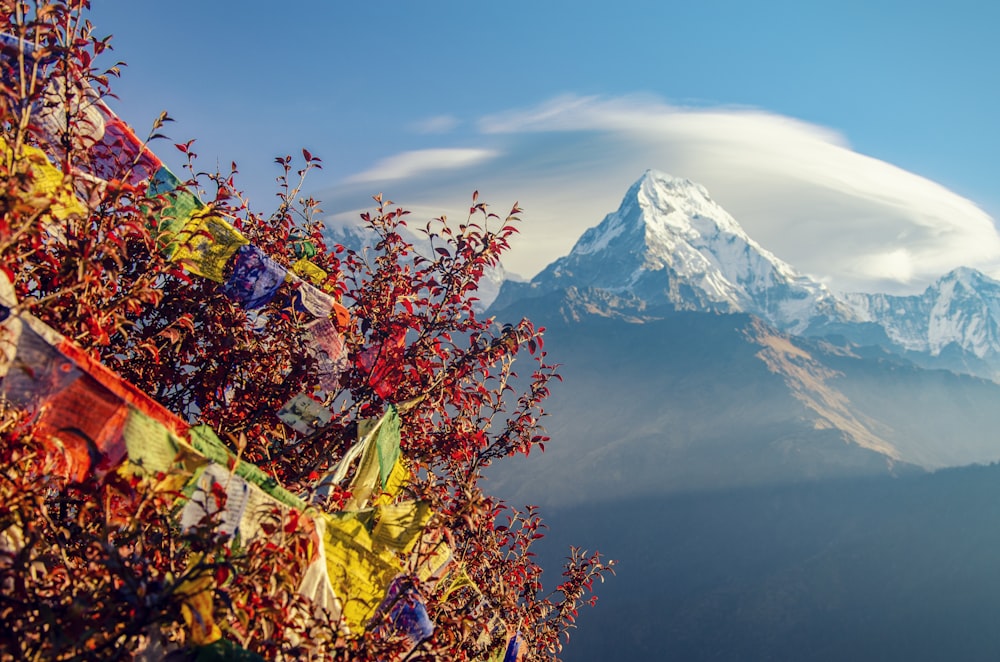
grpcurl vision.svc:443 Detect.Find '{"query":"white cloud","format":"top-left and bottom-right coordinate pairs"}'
top-left (411, 114), bottom-right (460, 134)
top-left (345, 148), bottom-right (498, 184)
top-left (329, 95), bottom-right (1000, 295)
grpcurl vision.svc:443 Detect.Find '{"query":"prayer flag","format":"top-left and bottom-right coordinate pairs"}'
top-left (177, 570), bottom-right (223, 646)
top-left (503, 631), bottom-right (525, 662)
top-left (123, 406), bottom-right (187, 477)
top-left (170, 209), bottom-right (248, 282)
top-left (291, 257), bottom-right (328, 287)
top-left (181, 463), bottom-right (293, 545)
top-left (376, 406), bottom-right (401, 489)
top-left (373, 576), bottom-right (434, 652)
top-left (371, 501), bottom-right (432, 554)
top-left (357, 332), bottom-right (406, 400)
top-left (289, 229), bottom-right (318, 259)
top-left (303, 317), bottom-right (348, 393)
top-left (321, 510), bottom-right (401, 632)
top-left (0, 317), bottom-right (81, 407)
top-left (297, 516), bottom-right (347, 632)
top-left (344, 407), bottom-right (400, 510)
top-left (277, 393), bottom-right (332, 435)
top-left (220, 245), bottom-right (287, 310)
top-left (1, 138), bottom-right (87, 219)
top-left (147, 167), bottom-right (204, 256)
top-left (34, 371), bottom-right (129, 482)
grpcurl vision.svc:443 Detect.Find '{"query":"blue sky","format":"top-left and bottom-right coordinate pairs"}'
top-left (87, 1), bottom-right (1000, 294)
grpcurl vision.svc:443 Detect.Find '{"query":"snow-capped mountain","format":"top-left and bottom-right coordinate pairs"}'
top-left (844, 267), bottom-right (1000, 361)
top-left (493, 170), bottom-right (853, 334)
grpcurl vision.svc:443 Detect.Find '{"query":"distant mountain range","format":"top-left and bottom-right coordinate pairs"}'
top-left (492, 169), bottom-right (1000, 380)
top-left (487, 170), bottom-right (1000, 503)
top-left (492, 170), bottom-right (851, 334)
top-left (479, 170), bottom-right (1000, 660)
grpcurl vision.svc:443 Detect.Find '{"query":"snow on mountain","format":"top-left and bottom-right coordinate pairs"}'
top-left (498, 169), bottom-right (852, 333)
top-left (844, 267), bottom-right (1000, 360)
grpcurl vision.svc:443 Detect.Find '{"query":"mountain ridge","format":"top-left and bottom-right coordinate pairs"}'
top-left (491, 170), bottom-right (1000, 379)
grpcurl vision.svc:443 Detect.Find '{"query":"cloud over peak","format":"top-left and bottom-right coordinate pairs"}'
top-left (332, 94), bottom-right (1000, 295)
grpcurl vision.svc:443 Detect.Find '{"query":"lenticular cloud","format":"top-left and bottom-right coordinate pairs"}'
top-left (332, 94), bottom-right (1000, 295)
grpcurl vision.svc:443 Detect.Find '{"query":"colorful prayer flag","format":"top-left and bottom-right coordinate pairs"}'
top-left (181, 463), bottom-right (293, 545)
top-left (303, 316), bottom-right (348, 392)
top-left (321, 510), bottom-right (401, 631)
top-left (373, 576), bottom-right (434, 652)
top-left (147, 167), bottom-right (204, 256)
top-left (371, 501), bottom-right (432, 554)
top-left (170, 209), bottom-right (249, 282)
top-left (503, 631), bottom-right (525, 662)
top-left (0, 138), bottom-right (87, 219)
top-left (220, 244), bottom-right (287, 310)
top-left (291, 278), bottom-right (337, 318)
top-left (291, 257), bottom-right (329, 288)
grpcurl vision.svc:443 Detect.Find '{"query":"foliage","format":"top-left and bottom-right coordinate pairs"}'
top-left (0, 1), bottom-right (613, 660)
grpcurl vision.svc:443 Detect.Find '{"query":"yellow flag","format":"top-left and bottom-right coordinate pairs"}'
top-left (371, 500), bottom-right (431, 554)
top-left (170, 208), bottom-right (248, 282)
top-left (291, 257), bottom-right (328, 287)
top-left (373, 457), bottom-right (409, 507)
top-left (2, 139), bottom-right (86, 219)
top-left (177, 569), bottom-right (222, 645)
top-left (321, 511), bottom-right (400, 631)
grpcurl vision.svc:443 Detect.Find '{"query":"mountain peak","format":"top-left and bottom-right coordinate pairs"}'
top-left (936, 266), bottom-right (994, 291)
top-left (635, 168), bottom-right (713, 203)
top-left (496, 171), bottom-right (847, 333)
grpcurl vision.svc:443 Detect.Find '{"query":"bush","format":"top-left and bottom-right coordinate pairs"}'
top-left (0, 2), bottom-right (612, 660)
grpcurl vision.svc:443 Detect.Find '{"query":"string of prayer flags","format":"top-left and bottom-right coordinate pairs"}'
top-left (220, 244), bottom-right (287, 310)
top-left (1, 280), bottom-right (190, 482)
top-left (277, 393), bottom-right (333, 436)
top-left (169, 209), bottom-right (249, 282)
top-left (188, 425), bottom-right (305, 510)
top-left (0, 280), bottom-right (434, 646)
